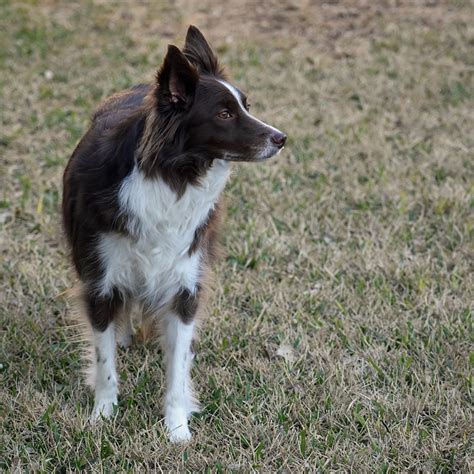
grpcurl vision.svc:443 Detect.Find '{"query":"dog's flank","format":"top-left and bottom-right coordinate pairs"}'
top-left (62, 25), bottom-right (286, 442)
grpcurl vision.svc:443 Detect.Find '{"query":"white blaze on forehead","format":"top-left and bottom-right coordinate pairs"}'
top-left (217, 79), bottom-right (282, 134)
top-left (217, 79), bottom-right (245, 109)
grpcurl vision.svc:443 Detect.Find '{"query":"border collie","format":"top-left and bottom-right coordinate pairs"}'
top-left (62, 26), bottom-right (286, 442)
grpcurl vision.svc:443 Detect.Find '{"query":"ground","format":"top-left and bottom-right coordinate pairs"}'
top-left (0, 0), bottom-right (473, 471)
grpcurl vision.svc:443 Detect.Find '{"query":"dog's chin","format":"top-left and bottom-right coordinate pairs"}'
top-left (220, 146), bottom-right (284, 163)
top-left (254, 145), bottom-right (284, 162)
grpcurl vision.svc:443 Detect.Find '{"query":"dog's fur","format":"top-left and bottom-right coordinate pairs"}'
top-left (62, 26), bottom-right (286, 442)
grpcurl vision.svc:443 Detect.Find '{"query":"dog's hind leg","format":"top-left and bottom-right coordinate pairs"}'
top-left (138, 303), bottom-right (157, 343)
top-left (117, 299), bottom-right (134, 349)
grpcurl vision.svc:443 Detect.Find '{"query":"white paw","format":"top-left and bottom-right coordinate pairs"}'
top-left (90, 398), bottom-right (117, 422)
top-left (165, 407), bottom-right (192, 443)
top-left (167, 423), bottom-right (192, 443)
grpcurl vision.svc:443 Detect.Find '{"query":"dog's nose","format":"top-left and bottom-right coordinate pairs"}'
top-left (271, 132), bottom-right (287, 148)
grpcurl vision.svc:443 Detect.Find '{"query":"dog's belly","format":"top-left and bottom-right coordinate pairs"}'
top-left (97, 231), bottom-right (201, 307)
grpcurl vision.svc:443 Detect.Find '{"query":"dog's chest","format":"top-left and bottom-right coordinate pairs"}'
top-left (98, 161), bottom-right (230, 302)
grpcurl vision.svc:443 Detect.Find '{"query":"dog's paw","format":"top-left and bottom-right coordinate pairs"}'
top-left (117, 332), bottom-right (133, 349)
top-left (167, 423), bottom-right (192, 443)
top-left (90, 398), bottom-right (117, 422)
top-left (165, 407), bottom-right (192, 443)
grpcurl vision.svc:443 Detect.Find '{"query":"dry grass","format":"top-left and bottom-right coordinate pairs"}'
top-left (1, 0), bottom-right (473, 471)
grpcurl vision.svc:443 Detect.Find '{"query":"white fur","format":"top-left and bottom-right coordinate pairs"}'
top-left (90, 322), bottom-right (118, 421)
top-left (97, 159), bottom-right (230, 307)
top-left (161, 313), bottom-right (197, 442)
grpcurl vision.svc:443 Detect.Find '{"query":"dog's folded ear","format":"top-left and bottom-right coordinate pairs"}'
top-left (183, 25), bottom-right (221, 75)
top-left (156, 45), bottom-right (199, 108)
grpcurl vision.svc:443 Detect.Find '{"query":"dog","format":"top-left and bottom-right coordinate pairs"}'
top-left (62, 25), bottom-right (286, 442)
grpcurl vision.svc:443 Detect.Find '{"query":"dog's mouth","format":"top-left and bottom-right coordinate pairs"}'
top-left (256, 143), bottom-right (286, 161)
top-left (219, 138), bottom-right (287, 163)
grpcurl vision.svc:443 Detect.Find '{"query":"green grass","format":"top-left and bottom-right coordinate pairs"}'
top-left (1, 0), bottom-right (473, 471)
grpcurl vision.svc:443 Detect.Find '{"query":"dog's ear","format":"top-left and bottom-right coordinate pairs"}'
top-left (183, 25), bottom-right (221, 75)
top-left (156, 45), bottom-right (199, 108)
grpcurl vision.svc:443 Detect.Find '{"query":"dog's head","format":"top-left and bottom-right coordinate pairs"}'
top-left (155, 26), bottom-right (286, 162)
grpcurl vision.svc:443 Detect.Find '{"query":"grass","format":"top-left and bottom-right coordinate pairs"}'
top-left (1, 0), bottom-right (473, 471)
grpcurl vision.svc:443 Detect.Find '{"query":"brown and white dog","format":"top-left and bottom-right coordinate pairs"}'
top-left (62, 26), bottom-right (286, 442)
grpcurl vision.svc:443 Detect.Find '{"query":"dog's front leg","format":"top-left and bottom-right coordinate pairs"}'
top-left (161, 289), bottom-right (200, 442)
top-left (82, 290), bottom-right (123, 421)
top-left (90, 323), bottom-right (118, 420)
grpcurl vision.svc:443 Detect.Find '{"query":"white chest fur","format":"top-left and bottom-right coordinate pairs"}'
top-left (97, 160), bottom-right (230, 306)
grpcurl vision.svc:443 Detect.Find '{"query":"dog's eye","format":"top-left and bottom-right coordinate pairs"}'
top-left (217, 110), bottom-right (232, 120)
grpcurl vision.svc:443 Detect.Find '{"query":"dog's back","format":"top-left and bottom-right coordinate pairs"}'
top-left (92, 83), bottom-right (151, 129)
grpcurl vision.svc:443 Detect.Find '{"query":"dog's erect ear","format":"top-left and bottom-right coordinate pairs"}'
top-left (157, 45), bottom-right (199, 107)
top-left (183, 25), bottom-right (220, 75)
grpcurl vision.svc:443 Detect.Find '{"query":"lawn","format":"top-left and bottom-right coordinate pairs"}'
top-left (0, 0), bottom-right (473, 471)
